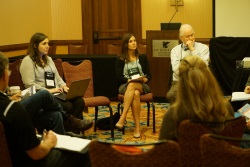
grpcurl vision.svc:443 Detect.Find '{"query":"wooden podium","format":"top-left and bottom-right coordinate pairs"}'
top-left (146, 30), bottom-right (179, 98)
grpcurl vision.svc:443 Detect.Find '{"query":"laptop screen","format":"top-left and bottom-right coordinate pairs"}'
top-left (161, 23), bottom-right (181, 30)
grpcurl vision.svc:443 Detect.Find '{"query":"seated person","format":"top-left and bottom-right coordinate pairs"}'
top-left (0, 52), bottom-right (90, 167)
top-left (159, 55), bottom-right (234, 140)
top-left (115, 33), bottom-right (151, 138)
top-left (9, 89), bottom-right (85, 138)
top-left (166, 24), bottom-right (209, 104)
top-left (20, 32), bottom-right (86, 120)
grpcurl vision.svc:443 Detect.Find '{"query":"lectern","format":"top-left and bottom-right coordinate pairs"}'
top-left (146, 30), bottom-right (179, 98)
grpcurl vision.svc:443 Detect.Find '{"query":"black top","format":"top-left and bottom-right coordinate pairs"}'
top-left (0, 92), bottom-right (40, 166)
top-left (115, 54), bottom-right (152, 86)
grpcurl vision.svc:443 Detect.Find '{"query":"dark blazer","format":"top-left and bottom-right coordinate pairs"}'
top-left (115, 54), bottom-right (151, 86)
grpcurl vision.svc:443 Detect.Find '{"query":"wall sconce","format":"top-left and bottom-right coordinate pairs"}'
top-left (170, 0), bottom-right (184, 6)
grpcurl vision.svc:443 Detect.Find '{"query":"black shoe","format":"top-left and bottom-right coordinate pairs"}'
top-left (65, 132), bottom-right (85, 138)
top-left (64, 115), bottom-right (94, 132)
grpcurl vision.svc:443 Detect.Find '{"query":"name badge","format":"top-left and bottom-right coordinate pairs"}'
top-left (44, 71), bottom-right (55, 88)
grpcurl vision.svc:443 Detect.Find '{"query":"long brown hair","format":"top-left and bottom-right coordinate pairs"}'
top-left (173, 55), bottom-right (227, 123)
top-left (119, 33), bottom-right (139, 62)
top-left (27, 32), bottom-right (48, 67)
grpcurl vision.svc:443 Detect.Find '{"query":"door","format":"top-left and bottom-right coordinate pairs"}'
top-left (81, 0), bottom-right (142, 54)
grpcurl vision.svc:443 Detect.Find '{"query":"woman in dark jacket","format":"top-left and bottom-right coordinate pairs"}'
top-left (115, 33), bottom-right (151, 138)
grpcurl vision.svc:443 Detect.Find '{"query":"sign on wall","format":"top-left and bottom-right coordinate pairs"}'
top-left (152, 40), bottom-right (179, 57)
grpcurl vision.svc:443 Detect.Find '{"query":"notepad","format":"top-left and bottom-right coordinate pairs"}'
top-left (54, 133), bottom-right (91, 153)
top-left (231, 92), bottom-right (250, 101)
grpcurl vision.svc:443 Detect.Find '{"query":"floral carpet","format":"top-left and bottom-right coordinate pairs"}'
top-left (83, 102), bottom-right (169, 144)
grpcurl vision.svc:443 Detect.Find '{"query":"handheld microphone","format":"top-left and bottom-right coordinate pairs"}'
top-left (166, 9), bottom-right (178, 30)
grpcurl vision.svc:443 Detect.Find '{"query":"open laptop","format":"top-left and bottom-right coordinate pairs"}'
top-left (161, 22), bottom-right (181, 30)
top-left (54, 79), bottom-right (90, 101)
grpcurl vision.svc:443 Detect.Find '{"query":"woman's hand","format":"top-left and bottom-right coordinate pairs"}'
top-left (61, 86), bottom-right (69, 93)
top-left (142, 76), bottom-right (148, 83)
top-left (47, 88), bottom-right (63, 94)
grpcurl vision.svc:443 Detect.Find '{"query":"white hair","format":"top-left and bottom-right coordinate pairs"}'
top-left (179, 24), bottom-right (194, 37)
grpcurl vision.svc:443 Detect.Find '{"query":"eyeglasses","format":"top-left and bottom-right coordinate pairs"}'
top-left (184, 33), bottom-right (194, 39)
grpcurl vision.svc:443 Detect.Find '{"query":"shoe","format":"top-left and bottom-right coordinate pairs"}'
top-left (133, 133), bottom-right (141, 138)
top-left (64, 115), bottom-right (94, 132)
top-left (65, 132), bottom-right (85, 138)
top-left (115, 123), bottom-right (123, 130)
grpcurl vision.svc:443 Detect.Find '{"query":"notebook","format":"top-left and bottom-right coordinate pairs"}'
top-left (54, 79), bottom-right (90, 101)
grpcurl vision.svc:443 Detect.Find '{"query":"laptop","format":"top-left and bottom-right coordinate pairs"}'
top-left (160, 22), bottom-right (181, 30)
top-left (54, 79), bottom-right (90, 101)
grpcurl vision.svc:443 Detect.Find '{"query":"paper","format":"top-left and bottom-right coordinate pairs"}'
top-left (54, 133), bottom-right (91, 153)
top-left (129, 75), bottom-right (146, 83)
top-left (238, 103), bottom-right (250, 121)
top-left (231, 92), bottom-right (250, 101)
top-left (21, 85), bottom-right (36, 96)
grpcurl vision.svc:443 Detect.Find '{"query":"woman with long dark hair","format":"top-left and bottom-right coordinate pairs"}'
top-left (115, 33), bottom-right (151, 138)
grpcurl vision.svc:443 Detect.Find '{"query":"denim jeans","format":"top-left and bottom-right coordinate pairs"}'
top-left (20, 90), bottom-right (65, 134)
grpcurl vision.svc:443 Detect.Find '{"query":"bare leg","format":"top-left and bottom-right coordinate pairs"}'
top-left (116, 82), bottom-right (143, 128)
top-left (131, 90), bottom-right (141, 137)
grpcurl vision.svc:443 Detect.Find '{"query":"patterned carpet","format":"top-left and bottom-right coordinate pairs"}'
top-left (83, 102), bottom-right (169, 144)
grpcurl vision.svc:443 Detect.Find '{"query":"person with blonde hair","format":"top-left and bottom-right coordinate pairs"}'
top-left (159, 55), bottom-right (234, 140)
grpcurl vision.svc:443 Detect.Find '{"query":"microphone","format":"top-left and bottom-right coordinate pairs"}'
top-left (183, 44), bottom-right (189, 51)
top-left (166, 9), bottom-right (178, 30)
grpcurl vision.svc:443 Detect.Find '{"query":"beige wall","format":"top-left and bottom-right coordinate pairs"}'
top-left (0, 0), bottom-right (82, 46)
top-left (0, 0), bottom-right (212, 47)
top-left (0, 0), bottom-right (52, 45)
top-left (141, 0), bottom-right (213, 39)
top-left (51, 0), bottom-right (82, 40)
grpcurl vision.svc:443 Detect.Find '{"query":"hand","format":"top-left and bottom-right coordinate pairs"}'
top-left (186, 40), bottom-right (195, 51)
top-left (43, 130), bottom-right (57, 148)
top-left (246, 121), bottom-right (250, 130)
top-left (9, 92), bottom-right (22, 102)
top-left (62, 86), bottom-right (69, 93)
top-left (48, 88), bottom-right (63, 94)
top-left (244, 86), bottom-right (250, 94)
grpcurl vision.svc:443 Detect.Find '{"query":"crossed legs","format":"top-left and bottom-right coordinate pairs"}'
top-left (116, 82), bottom-right (143, 138)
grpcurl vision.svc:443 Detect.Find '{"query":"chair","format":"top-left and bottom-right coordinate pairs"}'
top-left (0, 121), bottom-right (13, 167)
top-left (117, 93), bottom-right (156, 134)
top-left (89, 140), bottom-right (181, 167)
top-left (62, 60), bottom-right (114, 139)
top-left (178, 116), bottom-right (246, 167)
top-left (48, 45), bottom-right (57, 55)
top-left (68, 44), bottom-right (88, 54)
top-left (53, 58), bottom-right (64, 79)
top-left (200, 134), bottom-right (250, 167)
top-left (107, 44), bottom-right (121, 55)
top-left (9, 59), bottom-right (25, 90)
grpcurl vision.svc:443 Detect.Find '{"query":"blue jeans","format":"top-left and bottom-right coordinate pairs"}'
top-left (20, 90), bottom-right (65, 134)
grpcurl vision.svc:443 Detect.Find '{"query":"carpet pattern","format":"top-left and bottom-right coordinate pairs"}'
top-left (83, 102), bottom-right (169, 144)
